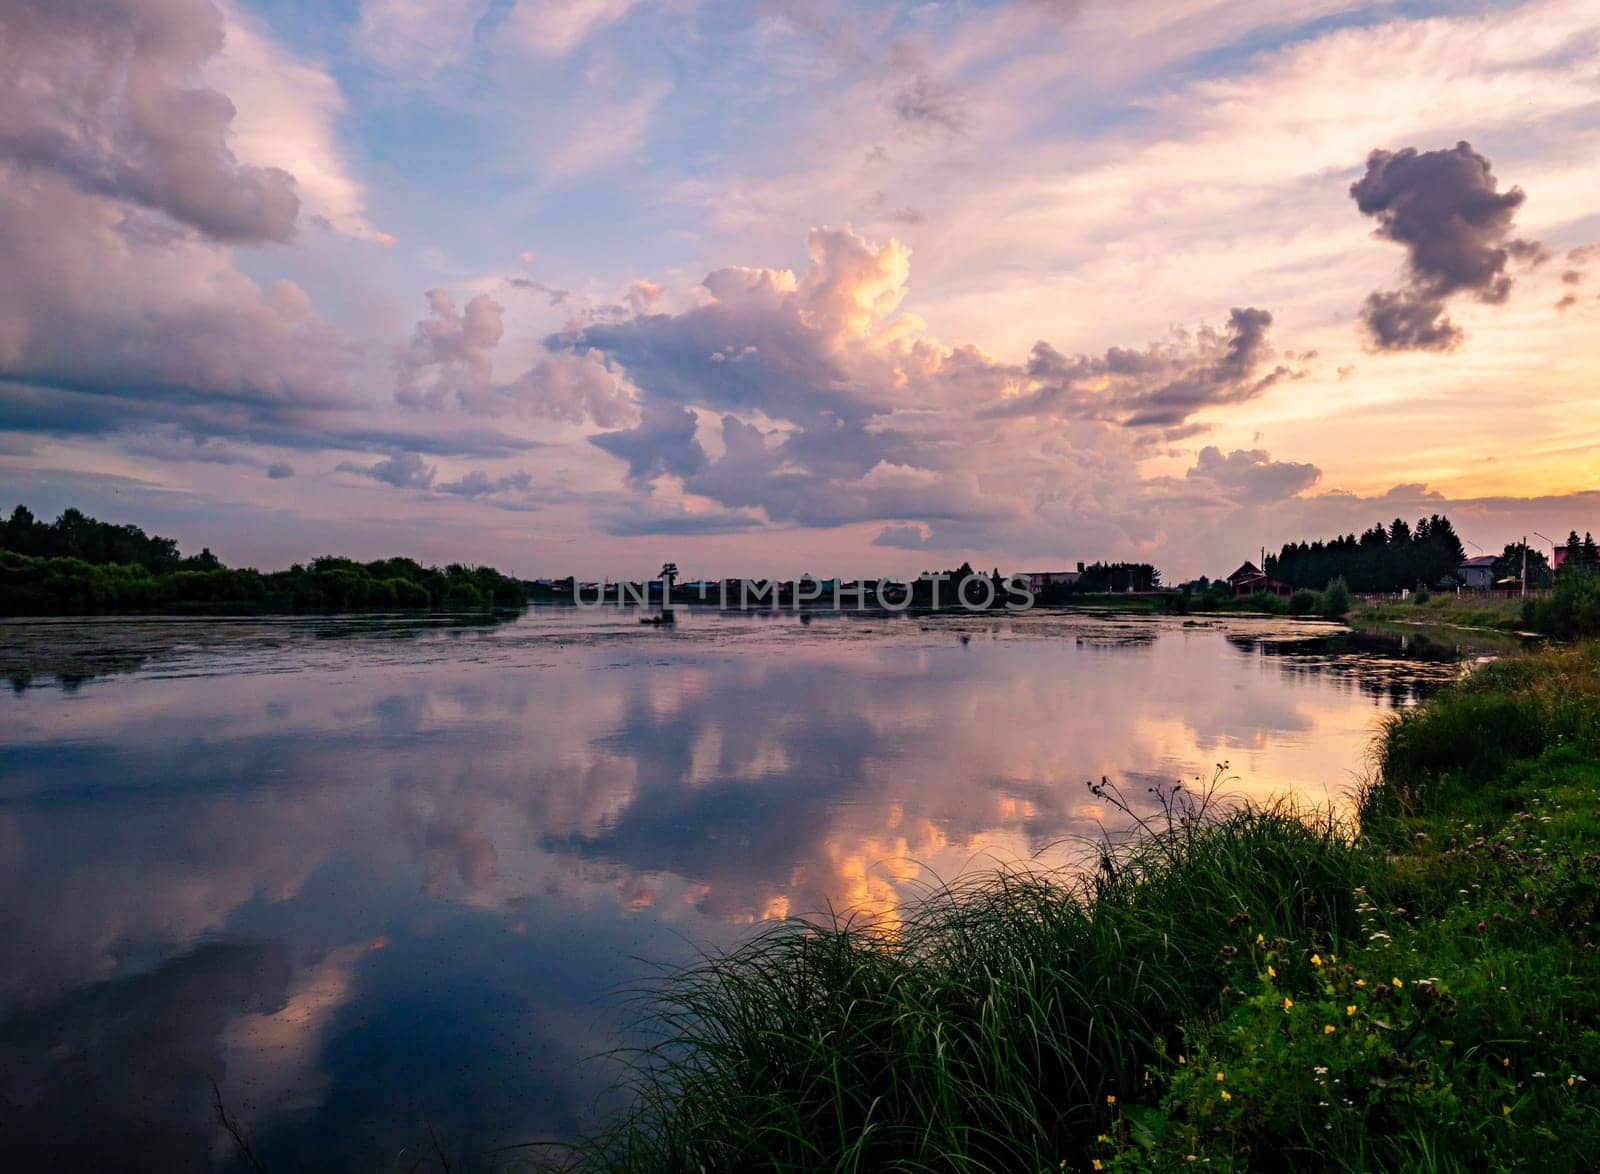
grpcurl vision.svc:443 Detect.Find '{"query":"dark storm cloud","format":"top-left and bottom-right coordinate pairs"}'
top-left (1350, 141), bottom-right (1542, 351)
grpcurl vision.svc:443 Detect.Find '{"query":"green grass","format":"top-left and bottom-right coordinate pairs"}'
top-left (1349, 593), bottom-right (1529, 634)
top-left (565, 643), bottom-right (1600, 1173)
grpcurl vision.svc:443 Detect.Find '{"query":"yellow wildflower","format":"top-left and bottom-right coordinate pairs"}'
top-left (1355, 979), bottom-right (1366, 988)
top-left (1220, 1089), bottom-right (1232, 1102)
top-left (1268, 965), bottom-right (1277, 978)
top-left (1178, 1055), bottom-right (1186, 1065)
top-left (1324, 1025), bottom-right (1336, 1035)
top-left (1283, 997), bottom-right (1294, 1010)
top-left (1346, 1005), bottom-right (1357, 1016)
top-left (1093, 1162), bottom-right (1104, 1171)
top-left (1106, 1094), bottom-right (1116, 1105)
top-left (1311, 954), bottom-right (1323, 967)
top-left (1216, 1071), bottom-right (1225, 1082)
top-left (1392, 977), bottom-right (1403, 988)
top-left (1256, 933), bottom-right (1265, 945)
top-left (1503, 1057), bottom-right (1510, 1068)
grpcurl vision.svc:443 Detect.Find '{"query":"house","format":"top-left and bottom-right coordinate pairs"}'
top-left (1023, 562), bottom-right (1085, 592)
top-left (1458, 554), bottom-right (1499, 590)
top-left (1227, 561), bottom-right (1292, 598)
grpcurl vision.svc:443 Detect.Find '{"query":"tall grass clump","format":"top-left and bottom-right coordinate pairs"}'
top-left (588, 780), bottom-right (1365, 1172)
top-left (1362, 641), bottom-right (1600, 824)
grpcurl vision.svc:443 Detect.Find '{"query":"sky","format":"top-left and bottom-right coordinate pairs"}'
top-left (1, 0), bottom-right (1597, 581)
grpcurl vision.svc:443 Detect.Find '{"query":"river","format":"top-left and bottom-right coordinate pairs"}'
top-left (0, 607), bottom-right (1487, 1168)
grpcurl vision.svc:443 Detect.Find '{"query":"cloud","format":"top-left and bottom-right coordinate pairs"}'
top-left (0, 175), bottom-right (351, 427)
top-left (891, 72), bottom-right (966, 133)
top-left (597, 502), bottom-right (768, 537)
top-left (1185, 446), bottom-right (1322, 502)
top-left (559, 228), bottom-right (1306, 543)
top-left (590, 401), bottom-right (707, 488)
top-left (0, 0), bottom-right (357, 446)
top-left (1351, 141), bottom-right (1542, 352)
top-left (508, 277), bottom-right (570, 306)
top-left (541, 84), bottom-right (665, 177)
top-left (436, 469), bottom-right (534, 497)
top-left (624, 279), bottom-right (663, 314)
top-left (560, 228), bottom-right (917, 429)
top-left (205, 3), bottom-right (382, 241)
top-left (267, 462), bottom-right (295, 479)
top-left (396, 291), bottom-right (636, 425)
top-left (996, 307), bottom-right (1294, 429)
top-left (355, 0), bottom-right (493, 75)
top-left (503, 351), bottom-right (637, 427)
top-left (504, 0), bottom-right (639, 58)
top-left (343, 451), bottom-right (436, 489)
top-left (871, 523), bottom-right (930, 549)
top-left (0, 0), bottom-right (299, 244)
top-left (395, 290), bottom-right (505, 412)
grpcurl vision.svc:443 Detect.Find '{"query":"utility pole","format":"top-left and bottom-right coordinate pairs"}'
top-left (1534, 531), bottom-right (1557, 589)
top-left (1521, 535), bottom-right (1527, 598)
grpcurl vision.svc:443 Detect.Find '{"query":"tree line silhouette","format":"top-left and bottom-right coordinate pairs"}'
top-left (1, 505), bottom-right (527, 616)
top-left (1264, 515), bottom-right (1470, 593)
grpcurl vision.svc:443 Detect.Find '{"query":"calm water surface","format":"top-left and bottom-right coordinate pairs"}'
top-left (0, 607), bottom-right (1481, 1168)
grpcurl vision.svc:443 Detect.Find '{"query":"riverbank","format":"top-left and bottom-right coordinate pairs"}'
top-left (1348, 574), bottom-right (1600, 641)
top-left (577, 640), bottom-right (1600, 1172)
top-left (1349, 592), bottom-right (1528, 633)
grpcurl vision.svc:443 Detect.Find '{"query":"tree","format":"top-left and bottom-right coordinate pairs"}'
top-left (1493, 542), bottom-right (1551, 588)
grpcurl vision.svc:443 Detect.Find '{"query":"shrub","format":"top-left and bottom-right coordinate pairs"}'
top-left (1288, 588), bottom-right (1319, 617)
top-left (1525, 570), bottom-right (1600, 638)
top-left (1321, 576), bottom-right (1350, 619)
top-left (1247, 590), bottom-right (1289, 615)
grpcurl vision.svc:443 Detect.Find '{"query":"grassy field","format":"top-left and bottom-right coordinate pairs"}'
top-left (1349, 593), bottom-right (1530, 633)
top-left (569, 641), bottom-right (1600, 1172)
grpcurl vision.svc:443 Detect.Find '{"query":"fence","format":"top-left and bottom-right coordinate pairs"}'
top-left (1354, 588), bottom-right (1551, 604)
